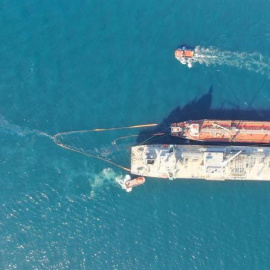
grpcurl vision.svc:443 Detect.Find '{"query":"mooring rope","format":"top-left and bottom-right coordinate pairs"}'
top-left (53, 123), bottom-right (158, 138)
top-left (53, 136), bottom-right (131, 172)
top-left (52, 123), bottom-right (159, 172)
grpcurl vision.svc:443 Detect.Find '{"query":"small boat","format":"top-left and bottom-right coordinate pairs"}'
top-left (125, 176), bottom-right (145, 192)
top-left (175, 46), bottom-right (195, 59)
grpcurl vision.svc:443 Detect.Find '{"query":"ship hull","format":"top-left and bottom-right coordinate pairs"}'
top-left (131, 144), bottom-right (270, 181)
top-left (171, 120), bottom-right (270, 144)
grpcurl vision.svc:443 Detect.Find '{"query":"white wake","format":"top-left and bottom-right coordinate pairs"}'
top-left (0, 113), bottom-right (52, 139)
top-left (89, 168), bottom-right (132, 198)
top-left (176, 46), bottom-right (270, 77)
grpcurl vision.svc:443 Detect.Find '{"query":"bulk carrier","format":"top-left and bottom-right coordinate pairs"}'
top-left (131, 144), bottom-right (270, 181)
top-left (171, 120), bottom-right (270, 144)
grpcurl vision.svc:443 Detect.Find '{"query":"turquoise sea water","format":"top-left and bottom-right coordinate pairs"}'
top-left (1, 0), bottom-right (270, 269)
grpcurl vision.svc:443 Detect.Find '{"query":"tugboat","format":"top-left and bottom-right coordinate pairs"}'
top-left (175, 45), bottom-right (195, 58)
top-left (124, 176), bottom-right (145, 192)
top-left (174, 45), bottom-right (195, 68)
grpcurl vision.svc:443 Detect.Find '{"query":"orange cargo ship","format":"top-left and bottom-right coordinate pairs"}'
top-left (171, 120), bottom-right (270, 144)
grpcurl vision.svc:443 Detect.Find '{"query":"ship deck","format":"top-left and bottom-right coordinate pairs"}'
top-left (172, 120), bottom-right (270, 143)
top-left (131, 144), bottom-right (270, 181)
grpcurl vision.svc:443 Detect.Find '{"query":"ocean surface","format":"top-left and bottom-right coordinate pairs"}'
top-left (1, 0), bottom-right (270, 269)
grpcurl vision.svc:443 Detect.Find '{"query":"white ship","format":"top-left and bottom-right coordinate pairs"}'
top-left (131, 145), bottom-right (270, 181)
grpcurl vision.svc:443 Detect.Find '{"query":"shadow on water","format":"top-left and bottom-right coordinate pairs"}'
top-left (136, 85), bottom-right (270, 145)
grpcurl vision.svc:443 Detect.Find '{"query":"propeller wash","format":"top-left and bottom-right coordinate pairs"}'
top-left (175, 46), bottom-right (270, 77)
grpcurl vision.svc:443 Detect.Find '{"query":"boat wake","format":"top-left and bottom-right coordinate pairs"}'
top-left (0, 114), bottom-right (149, 194)
top-left (0, 113), bottom-right (52, 139)
top-left (89, 168), bottom-right (132, 198)
top-left (176, 46), bottom-right (270, 77)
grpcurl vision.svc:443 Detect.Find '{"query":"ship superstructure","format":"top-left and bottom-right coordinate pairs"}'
top-left (131, 144), bottom-right (270, 181)
top-left (171, 120), bottom-right (270, 144)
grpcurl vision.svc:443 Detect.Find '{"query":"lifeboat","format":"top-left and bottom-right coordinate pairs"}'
top-left (175, 46), bottom-right (195, 59)
top-left (125, 176), bottom-right (145, 192)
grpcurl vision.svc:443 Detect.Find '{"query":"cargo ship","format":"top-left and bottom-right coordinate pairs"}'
top-left (171, 120), bottom-right (270, 144)
top-left (131, 144), bottom-right (270, 181)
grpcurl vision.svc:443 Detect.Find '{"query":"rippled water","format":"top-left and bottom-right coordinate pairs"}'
top-left (1, 0), bottom-right (270, 269)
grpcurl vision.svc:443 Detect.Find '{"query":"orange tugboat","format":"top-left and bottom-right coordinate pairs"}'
top-left (171, 120), bottom-right (270, 144)
top-left (174, 46), bottom-right (195, 68)
top-left (124, 177), bottom-right (145, 192)
top-left (175, 46), bottom-right (195, 58)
